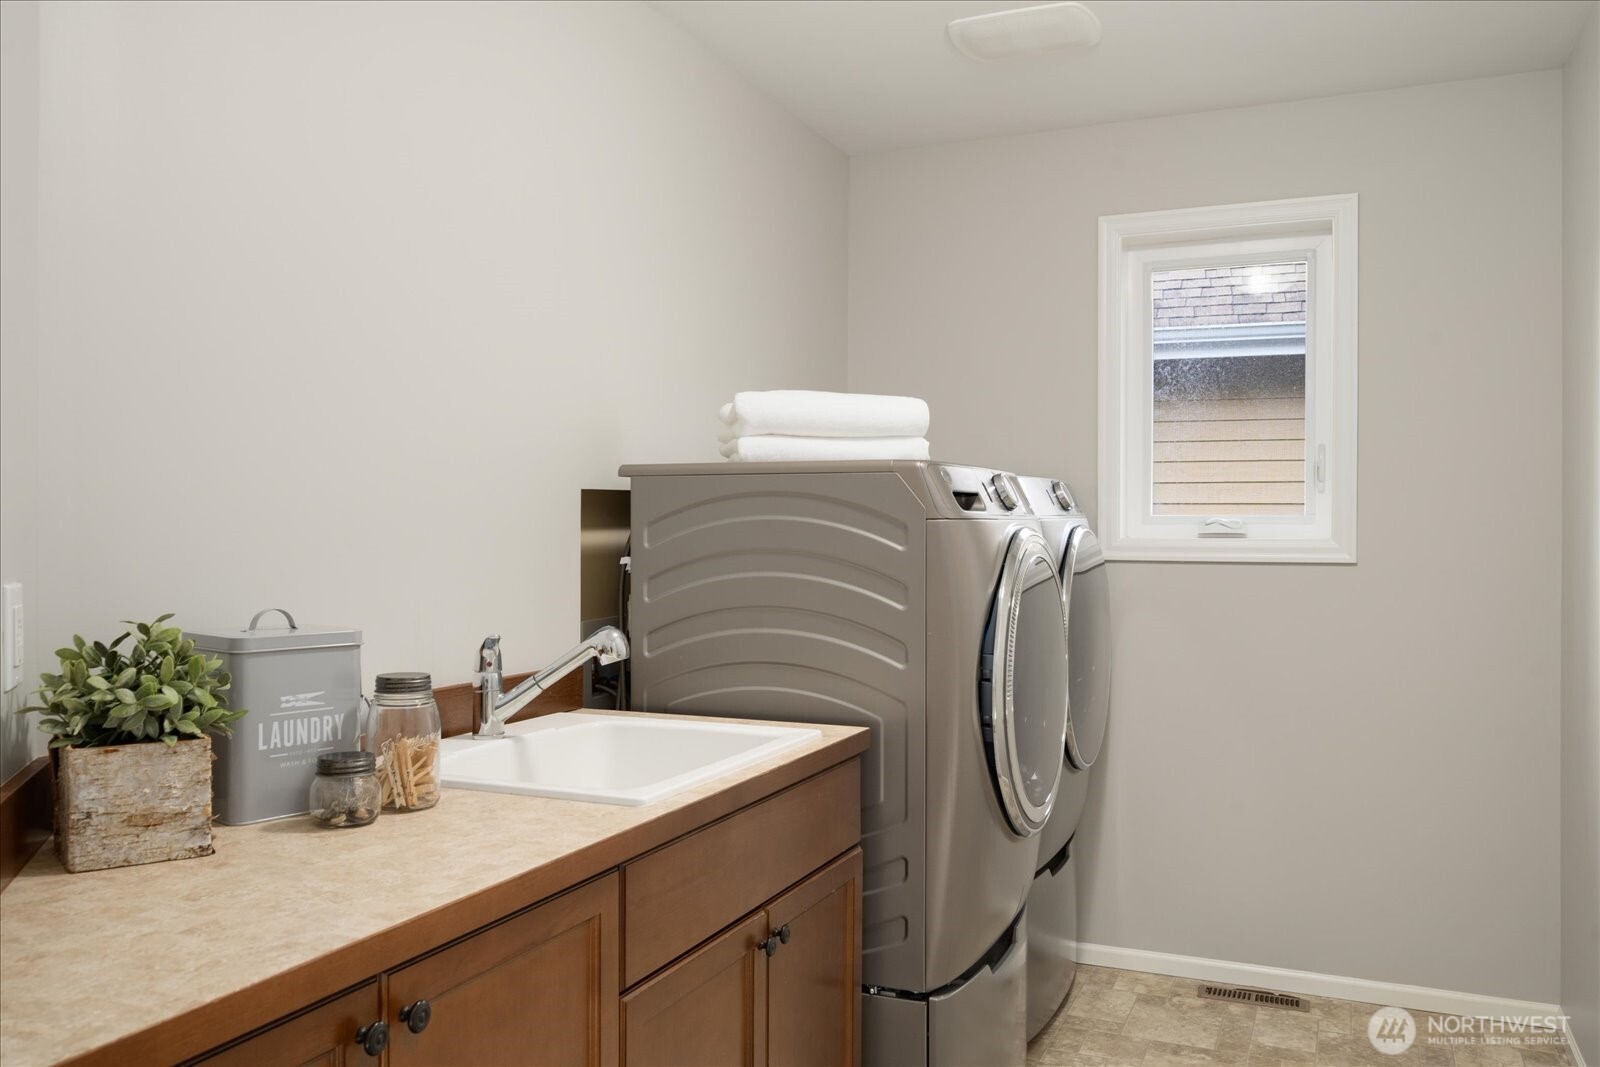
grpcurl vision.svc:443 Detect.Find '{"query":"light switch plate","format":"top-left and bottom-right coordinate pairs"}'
top-left (2, 582), bottom-right (22, 693)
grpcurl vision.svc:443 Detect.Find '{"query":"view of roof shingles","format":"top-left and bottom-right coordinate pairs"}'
top-left (1152, 262), bottom-right (1307, 327)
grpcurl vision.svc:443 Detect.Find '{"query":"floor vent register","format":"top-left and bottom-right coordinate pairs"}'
top-left (1197, 984), bottom-right (1309, 1011)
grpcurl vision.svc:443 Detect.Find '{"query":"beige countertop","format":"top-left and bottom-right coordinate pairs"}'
top-left (0, 710), bottom-right (868, 1067)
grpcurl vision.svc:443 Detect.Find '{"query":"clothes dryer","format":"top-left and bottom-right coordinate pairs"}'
top-left (1016, 476), bottom-right (1112, 1039)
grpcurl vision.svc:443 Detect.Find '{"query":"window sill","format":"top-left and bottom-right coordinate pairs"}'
top-left (1103, 538), bottom-right (1357, 564)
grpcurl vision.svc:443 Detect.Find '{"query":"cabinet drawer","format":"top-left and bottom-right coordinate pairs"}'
top-left (623, 760), bottom-right (860, 987)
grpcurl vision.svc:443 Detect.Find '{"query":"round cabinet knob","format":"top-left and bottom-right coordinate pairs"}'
top-left (991, 475), bottom-right (1019, 510)
top-left (355, 1020), bottom-right (389, 1057)
top-left (776, 924), bottom-right (792, 944)
top-left (400, 999), bottom-right (433, 1034)
top-left (1051, 480), bottom-right (1075, 511)
top-left (761, 936), bottom-right (779, 957)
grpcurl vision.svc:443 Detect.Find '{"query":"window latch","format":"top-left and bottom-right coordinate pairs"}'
top-left (1314, 444), bottom-right (1327, 492)
top-left (1198, 518), bottom-right (1246, 538)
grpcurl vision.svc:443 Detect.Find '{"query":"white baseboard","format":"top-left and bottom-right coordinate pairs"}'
top-left (1075, 942), bottom-right (1562, 1021)
top-left (1564, 1019), bottom-right (1590, 1067)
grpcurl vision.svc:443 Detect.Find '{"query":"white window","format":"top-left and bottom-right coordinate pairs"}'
top-left (1098, 195), bottom-right (1358, 563)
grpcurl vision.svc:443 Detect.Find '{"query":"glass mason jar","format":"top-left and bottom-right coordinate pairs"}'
top-left (309, 751), bottom-right (381, 828)
top-left (367, 672), bottom-right (441, 812)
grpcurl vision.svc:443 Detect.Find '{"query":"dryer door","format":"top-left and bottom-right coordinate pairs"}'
top-left (1062, 525), bottom-right (1111, 770)
top-left (980, 529), bottom-right (1070, 836)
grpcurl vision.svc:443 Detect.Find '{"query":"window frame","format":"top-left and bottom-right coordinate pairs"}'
top-left (1097, 194), bottom-right (1358, 563)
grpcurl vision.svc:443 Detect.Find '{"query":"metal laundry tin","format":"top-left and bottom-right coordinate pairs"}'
top-left (186, 608), bottom-right (363, 824)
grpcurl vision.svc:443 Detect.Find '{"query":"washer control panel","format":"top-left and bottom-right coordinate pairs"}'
top-left (1014, 475), bottom-right (1080, 515)
top-left (934, 464), bottom-right (1032, 515)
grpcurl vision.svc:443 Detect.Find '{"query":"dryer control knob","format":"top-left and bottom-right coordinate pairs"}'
top-left (1050, 481), bottom-right (1075, 511)
top-left (991, 475), bottom-right (1019, 510)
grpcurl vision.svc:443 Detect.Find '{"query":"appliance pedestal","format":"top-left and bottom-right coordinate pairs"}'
top-left (864, 912), bottom-right (1028, 1067)
top-left (1026, 844), bottom-right (1078, 1040)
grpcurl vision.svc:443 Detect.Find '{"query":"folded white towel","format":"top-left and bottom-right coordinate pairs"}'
top-left (720, 435), bottom-right (931, 463)
top-left (719, 390), bottom-right (930, 439)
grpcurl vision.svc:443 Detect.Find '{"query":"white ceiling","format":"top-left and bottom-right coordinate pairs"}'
top-left (651, 0), bottom-right (1595, 153)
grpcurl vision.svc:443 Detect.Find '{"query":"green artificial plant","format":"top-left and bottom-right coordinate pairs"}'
top-left (20, 614), bottom-right (247, 749)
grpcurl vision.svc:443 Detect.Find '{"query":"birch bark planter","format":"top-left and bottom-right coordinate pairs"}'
top-left (54, 736), bottom-right (215, 873)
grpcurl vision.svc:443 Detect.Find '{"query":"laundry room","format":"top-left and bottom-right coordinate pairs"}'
top-left (0, 2), bottom-right (1595, 1067)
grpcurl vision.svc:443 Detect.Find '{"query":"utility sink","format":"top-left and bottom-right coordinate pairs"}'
top-left (438, 712), bottom-right (821, 806)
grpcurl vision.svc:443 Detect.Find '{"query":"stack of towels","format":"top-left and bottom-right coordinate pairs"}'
top-left (718, 390), bottom-right (931, 462)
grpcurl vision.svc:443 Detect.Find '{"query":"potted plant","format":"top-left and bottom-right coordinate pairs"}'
top-left (18, 614), bottom-right (248, 873)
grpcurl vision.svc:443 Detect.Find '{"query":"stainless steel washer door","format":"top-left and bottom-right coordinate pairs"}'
top-left (1062, 525), bottom-right (1110, 770)
top-left (981, 529), bottom-right (1070, 836)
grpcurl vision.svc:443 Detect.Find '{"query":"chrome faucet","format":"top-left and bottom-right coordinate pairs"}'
top-left (473, 626), bottom-right (630, 739)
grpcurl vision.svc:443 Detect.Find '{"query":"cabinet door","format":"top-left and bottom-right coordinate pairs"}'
top-left (198, 981), bottom-right (382, 1067)
top-left (387, 873), bottom-right (619, 1067)
top-left (621, 911), bottom-right (769, 1067)
top-left (766, 849), bottom-right (862, 1067)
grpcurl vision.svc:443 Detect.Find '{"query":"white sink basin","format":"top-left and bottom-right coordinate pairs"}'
top-left (439, 712), bottom-right (821, 806)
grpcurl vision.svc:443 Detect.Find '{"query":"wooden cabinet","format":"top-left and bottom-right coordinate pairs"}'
top-left (621, 912), bottom-right (769, 1067)
top-left (196, 876), bottom-right (617, 1067)
top-left (387, 874), bottom-right (618, 1067)
top-left (198, 982), bottom-right (382, 1067)
top-left (766, 851), bottom-right (861, 1067)
top-left (620, 849), bottom-right (862, 1067)
top-left (189, 761), bottom-right (860, 1067)
top-left (622, 763), bottom-right (859, 987)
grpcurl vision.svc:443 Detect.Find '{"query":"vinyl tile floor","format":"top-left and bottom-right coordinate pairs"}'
top-left (1028, 965), bottom-right (1576, 1067)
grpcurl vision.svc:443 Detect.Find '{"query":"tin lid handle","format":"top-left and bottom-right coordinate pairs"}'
top-left (247, 607), bottom-right (299, 632)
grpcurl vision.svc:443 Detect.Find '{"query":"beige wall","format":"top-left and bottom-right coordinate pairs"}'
top-left (0, 0), bottom-right (844, 780)
top-left (1, 0), bottom-right (43, 782)
top-left (849, 73), bottom-right (1564, 1002)
top-left (1562, 3), bottom-right (1600, 1060)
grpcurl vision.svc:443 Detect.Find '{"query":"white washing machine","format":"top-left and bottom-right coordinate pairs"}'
top-left (622, 461), bottom-right (1075, 1066)
top-left (1016, 476), bottom-right (1112, 1039)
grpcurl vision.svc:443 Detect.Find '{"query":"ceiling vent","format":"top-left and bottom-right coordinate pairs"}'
top-left (946, 2), bottom-right (1103, 61)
